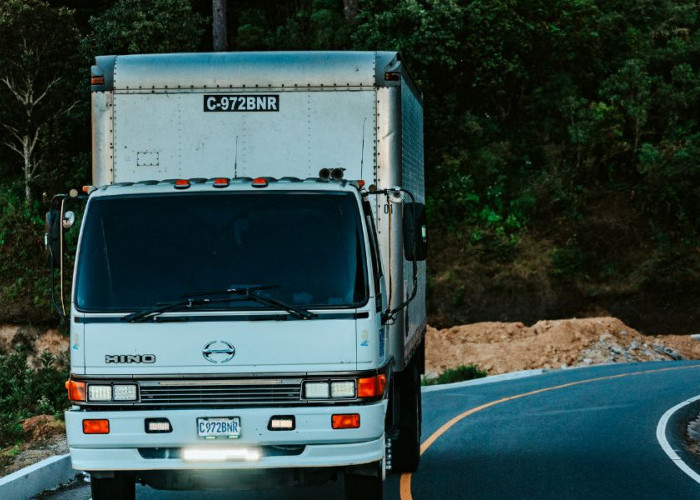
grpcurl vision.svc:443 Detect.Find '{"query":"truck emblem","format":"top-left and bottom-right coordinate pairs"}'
top-left (202, 340), bottom-right (236, 364)
top-left (105, 354), bottom-right (156, 364)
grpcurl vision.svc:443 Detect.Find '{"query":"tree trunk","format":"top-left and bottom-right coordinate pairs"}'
top-left (212, 0), bottom-right (228, 51)
top-left (23, 136), bottom-right (33, 206)
top-left (343, 0), bottom-right (359, 22)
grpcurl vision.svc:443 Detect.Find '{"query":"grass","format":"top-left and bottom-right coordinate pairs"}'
top-left (422, 364), bottom-right (488, 386)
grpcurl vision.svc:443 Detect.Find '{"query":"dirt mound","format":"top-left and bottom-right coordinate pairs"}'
top-left (425, 317), bottom-right (700, 376)
top-left (0, 325), bottom-right (67, 368)
top-left (22, 415), bottom-right (65, 444)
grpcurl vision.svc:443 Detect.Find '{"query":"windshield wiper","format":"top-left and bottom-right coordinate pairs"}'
top-left (188, 285), bottom-right (317, 320)
top-left (121, 297), bottom-right (245, 323)
top-left (122, 285), bottom-right (317, 323)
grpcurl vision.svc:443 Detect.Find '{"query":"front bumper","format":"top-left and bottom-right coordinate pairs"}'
top-left (66, 402), bottom-right (387, 471)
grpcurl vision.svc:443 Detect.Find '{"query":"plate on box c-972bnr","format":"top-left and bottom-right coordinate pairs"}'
top-left (197, 417), bottom-right (241, 439)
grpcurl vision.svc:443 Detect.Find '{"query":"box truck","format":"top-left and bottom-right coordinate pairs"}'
top-left (47, 51), bottom-right (426, 499)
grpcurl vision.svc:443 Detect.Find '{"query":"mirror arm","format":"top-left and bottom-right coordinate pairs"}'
top-left (363, 187), bottom-right (420, 325)
top-left (47, 195), bottom-right (68, 318)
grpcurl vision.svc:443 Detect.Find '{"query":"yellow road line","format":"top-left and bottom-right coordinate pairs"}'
top-left (399, 363), bottom-right (700, 500)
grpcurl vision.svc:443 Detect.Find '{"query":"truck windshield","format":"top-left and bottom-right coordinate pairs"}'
top-left (74, 191), bottom-right (368, 312)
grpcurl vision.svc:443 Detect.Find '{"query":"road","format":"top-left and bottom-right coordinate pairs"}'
top-left (46, 361), bottom-right (700, 499)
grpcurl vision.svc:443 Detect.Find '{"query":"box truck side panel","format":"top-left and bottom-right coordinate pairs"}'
top-left (401, 78), bottom-right (427, 359)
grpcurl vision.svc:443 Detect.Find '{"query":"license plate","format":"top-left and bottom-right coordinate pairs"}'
top-left (197, 417), bottom-right (241, 439)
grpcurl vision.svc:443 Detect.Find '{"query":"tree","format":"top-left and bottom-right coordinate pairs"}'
top-left (212, 0), bottom-right (228, 51)
top-left (0, 0), bottom-right (81, 206)
top-left (88, 0), bottom-right (206, 55)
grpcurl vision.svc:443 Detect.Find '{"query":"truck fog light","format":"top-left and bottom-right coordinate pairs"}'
top-left (88, 385), bottom-right (112, 402)
top-left (303, 381), bottom-right (330, 399)
top-left (182, 447), bottom-right (262, 462)
top-left (113, 384), bottom-right (138, 401)
top-left (83, 419), bottom-right (110, 434)
top-left (145, 418), bottom-right (172, 433)
top-left (331, 381), bottom-right (355, 398)
top-left (332, 414), bottom-right (360, 429)
top-left (268, 416), bottom-right (295, 430)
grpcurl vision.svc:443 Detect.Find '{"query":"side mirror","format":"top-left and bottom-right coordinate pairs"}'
top-left (63, 210), bottom-right (75, 229)
top-left (403, 202), bottom-right (427, 261)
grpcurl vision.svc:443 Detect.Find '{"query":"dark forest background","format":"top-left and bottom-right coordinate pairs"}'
top-left (1, 0), bottom-right (699, 333)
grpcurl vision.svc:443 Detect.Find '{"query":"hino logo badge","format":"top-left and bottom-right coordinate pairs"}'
top-left (105, 354), bottom-right (156, 364)
top-left (203, 340), bottom-right (236, 363)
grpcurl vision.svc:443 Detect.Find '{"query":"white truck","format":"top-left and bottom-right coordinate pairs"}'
top-left (47, 51), bottom-right (426, 499)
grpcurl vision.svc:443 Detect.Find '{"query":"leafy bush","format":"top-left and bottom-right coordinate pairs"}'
top-left (0, 345), bottom-right (69, 447)
top-left (423, 364), bottom-right (488, 386)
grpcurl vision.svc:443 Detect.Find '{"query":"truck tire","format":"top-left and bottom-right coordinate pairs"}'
top-left (90, 475), bottom-right (135, 500)
top-left (344, 461), bottom-right (383, 500)
top-left (391, 359), bottom-right (421, 472)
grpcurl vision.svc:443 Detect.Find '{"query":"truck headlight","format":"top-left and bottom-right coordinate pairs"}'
top-left (330, 381), bottom-right (355, 398)
top-left (113, 384), bottom-right (138, 401)
top-left (88, 385), bottom-right (112, 401)
top-left (303, 381), bottom-right (330, 399)
top-left (303, 380), bottom-right (356, 399)
top-left (86, 383), bottom-right (139, 402)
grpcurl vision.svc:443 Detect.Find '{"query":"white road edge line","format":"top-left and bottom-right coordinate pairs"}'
top-left (656, 394), bottom-right (700, 484)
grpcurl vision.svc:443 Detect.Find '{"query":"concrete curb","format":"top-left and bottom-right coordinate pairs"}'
top-left (421, 368), bottom-right (546, 393)
top-left (0, 454), bottom-right (77, 500)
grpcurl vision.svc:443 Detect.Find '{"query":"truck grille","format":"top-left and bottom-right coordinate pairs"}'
top-left (138, 379), bottom-right (302, 406)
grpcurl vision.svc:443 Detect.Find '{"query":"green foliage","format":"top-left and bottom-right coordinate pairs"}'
top-left (88, 0), bottom-right (206, 54)
top-left (0, 184), bottom-right (54, 321)
top-left (422, 364), bottom-right (488, 386)
top-left (0, 0), bottom-right (699, 335)
top-left (0, 345), bottom-right (69, 447)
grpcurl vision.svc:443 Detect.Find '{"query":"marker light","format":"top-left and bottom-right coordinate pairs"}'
top-left (66, 380), bottom-right (86, 402)
top-left (182, 447), bottom-right (262, 462)
top-left (83, 419), bottom-right (110, 434)
top-left (357, 374), bottom-right (387, 398)
top-left (88, 385), bottom-right (112, 402)
top-left (213, 177), bottom-right (230, 188)
top-left (174, 179), bottom-right (190, 189)
top-left (91, 76), bottom-right (104, 86)
top-left (268, 416), bottom-right (295, 431)
top-left (332, 414), bottom-right (360, 429)
top-left (251, 177), bottom-right (268, 188)
top-left (385, 72), bottom-right (400, 81)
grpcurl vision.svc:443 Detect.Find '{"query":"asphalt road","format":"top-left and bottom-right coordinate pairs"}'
top-left (46, 361), bottom-right (700, 499)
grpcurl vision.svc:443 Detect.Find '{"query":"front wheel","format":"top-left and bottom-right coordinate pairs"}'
top-left (391, 359), bottom-right (422, 472)
top-left (90, 474), bottom-right (135, 500)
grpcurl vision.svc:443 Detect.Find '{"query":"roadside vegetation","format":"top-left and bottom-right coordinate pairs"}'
top-left (1, 0), bottom-right (698, 332)
top-left (422, 364), bottom-right (488, 386)
top-left (0, 338), bottom-right (68, 456)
